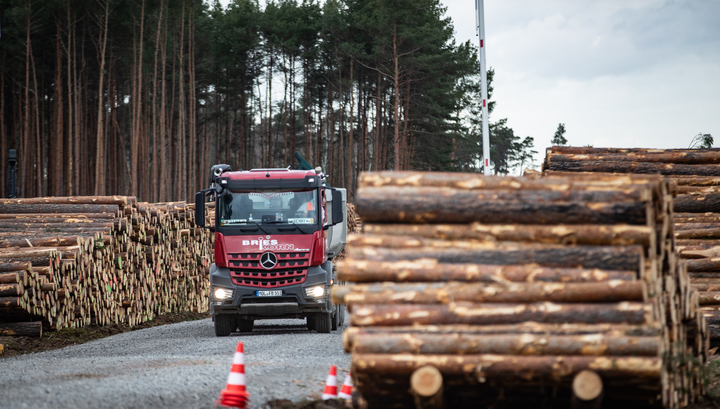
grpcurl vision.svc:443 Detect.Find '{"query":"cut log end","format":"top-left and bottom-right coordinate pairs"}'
top-left (411, 366), bottom-right (443, 398)
top-left (572, 370), bottom-right (603, 401)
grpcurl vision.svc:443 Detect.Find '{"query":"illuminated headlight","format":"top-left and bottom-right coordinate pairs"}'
top-left (214, 288), bottom-right (234, 300)
top-left (304, 285), bottom-right (325, 298)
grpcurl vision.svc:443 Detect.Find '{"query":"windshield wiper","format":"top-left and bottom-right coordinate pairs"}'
top-left (248, 221), bottom-right (270, 235)
top-left (289, 221), bottom-right (310, 234)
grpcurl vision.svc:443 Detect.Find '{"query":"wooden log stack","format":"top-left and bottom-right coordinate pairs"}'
top-left (332, 171), bottom-right (707, 409)
top-left (544, 146), bottom-right (720, 343)
top-left (0, 196), bottom-right (213, 334)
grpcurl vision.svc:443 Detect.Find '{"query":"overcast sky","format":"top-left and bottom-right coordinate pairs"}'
top-left (446, 0), bottom-right (720, 168)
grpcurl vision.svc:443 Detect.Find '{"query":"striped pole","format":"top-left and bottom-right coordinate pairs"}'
top-left (476, 0), bottom-right (491, 174)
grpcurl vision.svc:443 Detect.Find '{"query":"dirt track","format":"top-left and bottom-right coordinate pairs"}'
top-left (0, 318), bottom-right (350, 409)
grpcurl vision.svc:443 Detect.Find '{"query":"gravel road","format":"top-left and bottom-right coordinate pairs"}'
top-left (0, 318), bottom-right (351, 408)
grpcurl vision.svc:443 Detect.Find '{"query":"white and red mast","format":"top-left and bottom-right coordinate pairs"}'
top-left (476, 0), bottom-right (490, 174)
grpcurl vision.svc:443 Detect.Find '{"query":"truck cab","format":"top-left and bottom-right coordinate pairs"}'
top-left (195, 165), bottom-right (347, 336)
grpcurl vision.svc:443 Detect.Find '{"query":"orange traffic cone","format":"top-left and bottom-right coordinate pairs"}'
top-left (338, 372), bottom-right (353, 400)
top-left (217, 342), bottom-right (250, 408)
top-left (322, 365), bottom-right (338, 400)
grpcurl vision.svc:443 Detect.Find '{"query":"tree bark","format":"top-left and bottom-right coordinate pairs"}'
top-left (0, 321), bottom-right (42, 337)
top-left (347, 238), bottom-right (645, 272)
top-left (352, 353), bottom-right (662, 380)
top-left (349, 302), bottom-right (654, 327)
top-left (351, 333), bottom-right (660, 356)
top-left (362, 223), bottom-right (652, 246)
top-left (336, 260), bottom-right (637, 283)
top-left (333, 281), bottom-right (646, 306)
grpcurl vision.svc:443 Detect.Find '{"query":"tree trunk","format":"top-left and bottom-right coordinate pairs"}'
top-left (349, 302), bottom-right (653, 327)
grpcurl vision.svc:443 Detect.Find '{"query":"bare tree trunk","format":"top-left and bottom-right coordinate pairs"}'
top-left (158, 10), bottom-right (168, 201)
top-left (188, 4), bottom-right (196, 195)
top-left (131, 0), bottom-right (145, 197)
top-left (23, 6), bottom-right (32, 197)
top-left (0, 56), bottom-right (5, 197)
top-left (178, 2), bottom-right (186, 201)
top-left (53, 20), bottom-right (64, 196)
top-left (30, 43), bottom-right (42, 196)
top-left (392, 21), bottom-right (401, 171)
top-left (282, 52), bottom-right (288, 166)
top-left (66, 2), bottom-right (74, 195)
top-left (374, 70), bottom-right (381, 172)
top-left (347, 59), bottom-right (354, 199)
top-left (94, 0), bottom-right (110, 195)
top-left (151, 0), bottom-right (164, 201)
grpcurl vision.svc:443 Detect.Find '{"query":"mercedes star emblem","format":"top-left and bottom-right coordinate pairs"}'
top-left (260, 252), bottom-right (278, 269)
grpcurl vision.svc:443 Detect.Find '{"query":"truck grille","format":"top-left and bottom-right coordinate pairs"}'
top-left (228, 252), bottom-right (310, 288)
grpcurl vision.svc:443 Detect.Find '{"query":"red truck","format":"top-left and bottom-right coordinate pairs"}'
top-left (195, 162), bottom-right (347, 336)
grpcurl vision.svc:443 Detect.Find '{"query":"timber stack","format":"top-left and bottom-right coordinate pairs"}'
top-left (332, 171), bottom-right (707, 409)
top-left (0, 196), bottom-right (213, 337)
top-left (544, 146), bottom-right (720, 343)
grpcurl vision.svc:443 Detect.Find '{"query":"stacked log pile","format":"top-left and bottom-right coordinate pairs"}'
top-left (544, 147), bottom-right (720, 342)
top-left (332, 171), bottom-right (706, 409)
top-left (0, 196), bottom-right (213, 335)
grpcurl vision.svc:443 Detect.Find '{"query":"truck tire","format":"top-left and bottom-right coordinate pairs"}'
top-left (331, 305), bottom-right (339, 331)
top-left (237, 318), bottom-right (254, 333)
top-left (306, 315), bottom-right (316, 331)
top-left (214, 315), bottom-right (234, 337)
top-left (337, 305), bottom-right (346, 328)
top-left (315, 312), bottom-right (332, 334)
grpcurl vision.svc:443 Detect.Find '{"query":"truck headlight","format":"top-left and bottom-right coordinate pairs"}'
top-left (214, 288), bottom-right (234, 300)
top-left (304, 285), bottom-right (325, 298)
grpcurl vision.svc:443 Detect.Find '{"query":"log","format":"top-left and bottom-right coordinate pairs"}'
top-left (0, 212), bottom-right (116, 220)
top-left (349, 302), bottom-right (653, 326)
top-left (0, 196), bottom-right (128, 206)
top-left (352, 353), bottom-right (662, 380)
top-left (332, 281), bottom-right (646, 305)
top-left (0, 321), bottom-right (42, 337)
top-left (411, 366), bottom-right (443, 409)
top-left (547, 150), bottom-right (720, 165)
top-left (545, 160), bottom-right (720, 176)
top-left (350, 333), bottom-right (660, 356)
top-left (549, 146), bottom-right (720, 156)
top-left (0, 235), bottom-right (83, 248)
top-left (674, 223), bottom-right (720, 231)
top-left (674, 194), bottom-right (720, 213)
top-left (0, 203), bottom-right (120, 214)
top-left (675, 228), bottom-right (720, 240)
top-left (0, 262), bottom-right (32, 272)
top-left (572, 370), bottom-right (603, 406)
top-left (0, 272), bottom-right (19, 284)
top-left (336, 260), bottom-right (638, 284)
top-left (347, 243), bottom-right (645, 272)
top-left (362, 223), bottom-right (653, 246)
top-left (359, 171), bottom-right (663, 191)
top-left (698, 292), bottom-right (720, 305)
top-left (343, 324), bottom-right (664, 351)
top-left (0, 283), bottom-right (23, 297)
top-left (686, 258), bottom-right (720, 272)
top-left (356, 186), bottom-right (649, 225)
top-left (0, 297), bottom-right (22, 308)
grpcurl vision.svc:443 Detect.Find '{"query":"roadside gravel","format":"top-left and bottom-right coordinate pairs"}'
top-left (0, 318), bottom-right (350, 408)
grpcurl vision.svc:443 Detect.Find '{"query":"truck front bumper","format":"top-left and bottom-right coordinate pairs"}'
top-left (208, 262), bottom-right (334, 320)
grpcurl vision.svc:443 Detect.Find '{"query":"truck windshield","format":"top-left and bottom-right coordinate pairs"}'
top-left (218, 189), bottom-right (318, 226)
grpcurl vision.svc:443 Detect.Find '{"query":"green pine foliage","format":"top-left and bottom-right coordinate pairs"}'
top-left (0, 0), bottom-right (536, 201)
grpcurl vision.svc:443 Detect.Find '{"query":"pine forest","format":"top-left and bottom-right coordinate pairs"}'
top-left (0, 0), bottom-right (536, 202)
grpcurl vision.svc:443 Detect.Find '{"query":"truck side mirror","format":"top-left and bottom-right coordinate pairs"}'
top-left (332, 190), bottom-right (343, 225)
top-left (195, 191), bottom-right (206, 228)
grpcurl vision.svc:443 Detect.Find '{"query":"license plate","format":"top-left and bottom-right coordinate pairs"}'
top-left (256, 290), bottom-right (282, 297)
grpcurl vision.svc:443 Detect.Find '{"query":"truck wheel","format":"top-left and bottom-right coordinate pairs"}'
top-left (331, 305), bottom-right (339, 331)
top-left (337, 305), bottom-right (346, 328)
top-left (214, 315), bottom-right (234, 337)
top-left (315, 312), bottom-right (332, 334)
top-left (306, 315), bottom-right (316, 331)
top-left (237, 318), bottom-right (254, 333)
